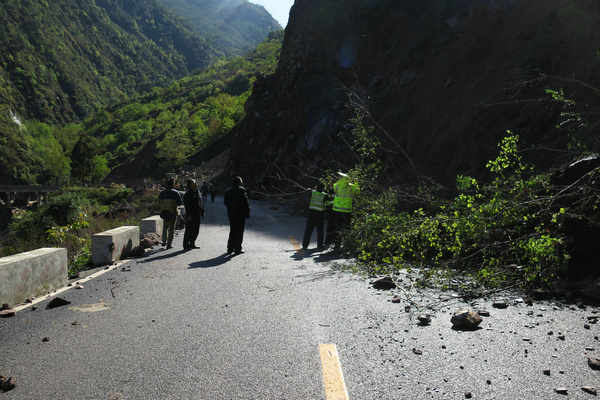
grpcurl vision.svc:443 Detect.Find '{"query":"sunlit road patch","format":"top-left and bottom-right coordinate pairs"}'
top-left (68, 303), bottom-right (110, 312)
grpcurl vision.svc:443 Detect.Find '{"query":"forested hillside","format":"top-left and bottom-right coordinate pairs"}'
top-left (0, 0), bottom-right (279, 184)
top-left (3, 31), bottom-right (283, 186)
top-left (158, 0), bottom-right (281, 56)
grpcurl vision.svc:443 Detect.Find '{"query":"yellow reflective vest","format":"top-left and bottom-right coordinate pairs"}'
top-left (309, 190), bottom-right (328, 211)
top-left (332, 178), bottom-right (359, 213)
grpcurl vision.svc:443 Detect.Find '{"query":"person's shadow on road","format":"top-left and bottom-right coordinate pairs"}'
top-left (137, 248), bottom-right (188, 263)
top-left (188, 254), bottom-right (231, 269)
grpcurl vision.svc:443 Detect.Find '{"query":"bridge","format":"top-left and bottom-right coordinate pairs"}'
top-left (0, 185), bottom-right (60, 207)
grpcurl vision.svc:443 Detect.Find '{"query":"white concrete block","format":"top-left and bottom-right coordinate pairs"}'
top-left (141, 215), bottom-right (163, 236)
top-left (0, 248), bottom-right (68, 307)
top-left (91, 226), bottom-right (140, 266)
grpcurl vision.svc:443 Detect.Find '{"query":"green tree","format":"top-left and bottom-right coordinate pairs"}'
top-left (156, 127), bottom-right (193, 169)
top-left (71, 136), bottom-right (97, 184)
top-left (90, 154), bottom-right (110, 184)
top-left (24, 120), bottom-right (71, 184)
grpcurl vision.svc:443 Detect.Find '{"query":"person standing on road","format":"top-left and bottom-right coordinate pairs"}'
top-left (302, 182), bottom-right (332, 250)
top-left (209, 182), bottom-right (217, 202)
top-left (224, 176), bottom-right (250, 255)
top-left (325, 172), bottom-right (359, 249)
top-left (200, 181), bottom-right (209, 203)
top-left (159, 178), bottom-right (182, 249)
top-left (183, 179), bottom-right (205, 250)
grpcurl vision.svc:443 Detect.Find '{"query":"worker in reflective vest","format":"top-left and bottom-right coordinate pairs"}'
top-left (325, 173), bottom-right (359, 249)
top-left (302, 182), bottom-right (332, 250)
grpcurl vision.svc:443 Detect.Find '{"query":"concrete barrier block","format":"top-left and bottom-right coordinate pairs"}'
top-left (141, 215), bottom-right (163, 236)
top-left (0, 248), bottom-right (68, 307)
top-left (91, 226), bottom-right (140, 266)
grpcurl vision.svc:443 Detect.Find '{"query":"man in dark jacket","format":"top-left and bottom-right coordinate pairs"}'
top-left (183, 179), bottom-right (205, 250)
top-left (224, 176), bottom-right (250, 255)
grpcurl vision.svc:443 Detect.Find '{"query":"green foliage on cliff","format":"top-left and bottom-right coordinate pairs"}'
top-left (343, 131), bottom-right (571, 289)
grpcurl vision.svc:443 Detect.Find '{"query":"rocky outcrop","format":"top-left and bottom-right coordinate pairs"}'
top-left (228, 0), bottom-right (600, 191)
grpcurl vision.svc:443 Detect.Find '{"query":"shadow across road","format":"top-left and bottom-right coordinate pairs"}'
top-left (136, 248), bottom-right (188, 263)
top-left (188, 253), bottom-right (232, 269)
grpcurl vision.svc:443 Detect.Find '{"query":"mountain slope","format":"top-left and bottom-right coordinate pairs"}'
top-left (0, 0), bottom-right (216, 123)
top-left (0, 0), bottom-right (278, 184)
top-left (158, 0), bottom-right (281, 56)
top-left (227, 0), bottom-right (600, 190)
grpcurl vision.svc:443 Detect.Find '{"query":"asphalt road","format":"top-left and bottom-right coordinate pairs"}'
top-left (1, 196), bottom-right (599, 399)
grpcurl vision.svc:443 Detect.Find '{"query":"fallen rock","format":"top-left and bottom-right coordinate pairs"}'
top-left (492, 300), bottom-right (509, 309)
top-left (0, 309), bottom-right (16, 318)
top-left (140, 238), bottom-right (155, 249)
top-left (391, 295), bottom-right (402, 303)
top-left (0, 375), bottom-right (17, 393)
top-left (143, 232), bottom-right (161, 245)
top-left (46, 297), bottom-right (71, 309)
top-left (130, 245), bottom-right (145, 257)
top-left (476, 309), bottom-right (490, 317)
top-left (588, 357), bottom-right (600, 370)
top-left (555, 387), bottom-right (568, 395)
top-left (582, 386), bottom-right (597, 395)
top-left (372, 276), bottom-right (397, 290)
top-left (451, 308), bottom-right (482, 330)
top-left (417, 314), bottom-right (431, 325)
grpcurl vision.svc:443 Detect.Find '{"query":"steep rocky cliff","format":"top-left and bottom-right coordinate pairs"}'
top-left (227, 0), bottom-right (600, 191)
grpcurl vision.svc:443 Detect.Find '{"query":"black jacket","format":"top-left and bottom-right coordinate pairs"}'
top-left (184, 189), bottom-right (204, 217)
top-left (224, 185), bottom-right (250, 220)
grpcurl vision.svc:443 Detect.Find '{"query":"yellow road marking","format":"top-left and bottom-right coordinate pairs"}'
top-left (320, 344), bottom-right (349, 400)
top-left (267, 215), bottom-right (278, 222)
top-left (289, 236), bottom-right (302, 251)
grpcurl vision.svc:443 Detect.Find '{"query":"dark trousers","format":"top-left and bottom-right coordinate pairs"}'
top-left (325, 211), bottom-right (351, 247)
top-left (302, 209), bottom-right (324, 248)
top-left (183, 214), bottom-right (200, 248)
top-left (227, 218), bottom-right (246, 252)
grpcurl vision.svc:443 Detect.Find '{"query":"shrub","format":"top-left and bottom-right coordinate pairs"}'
top-left (44, 191), bottom-right (91, 227)
top-left (343, 130), bottom-right (571, 289)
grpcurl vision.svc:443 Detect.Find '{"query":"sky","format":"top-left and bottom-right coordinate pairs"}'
top-left (251, 0), bottom-right (294, 27)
